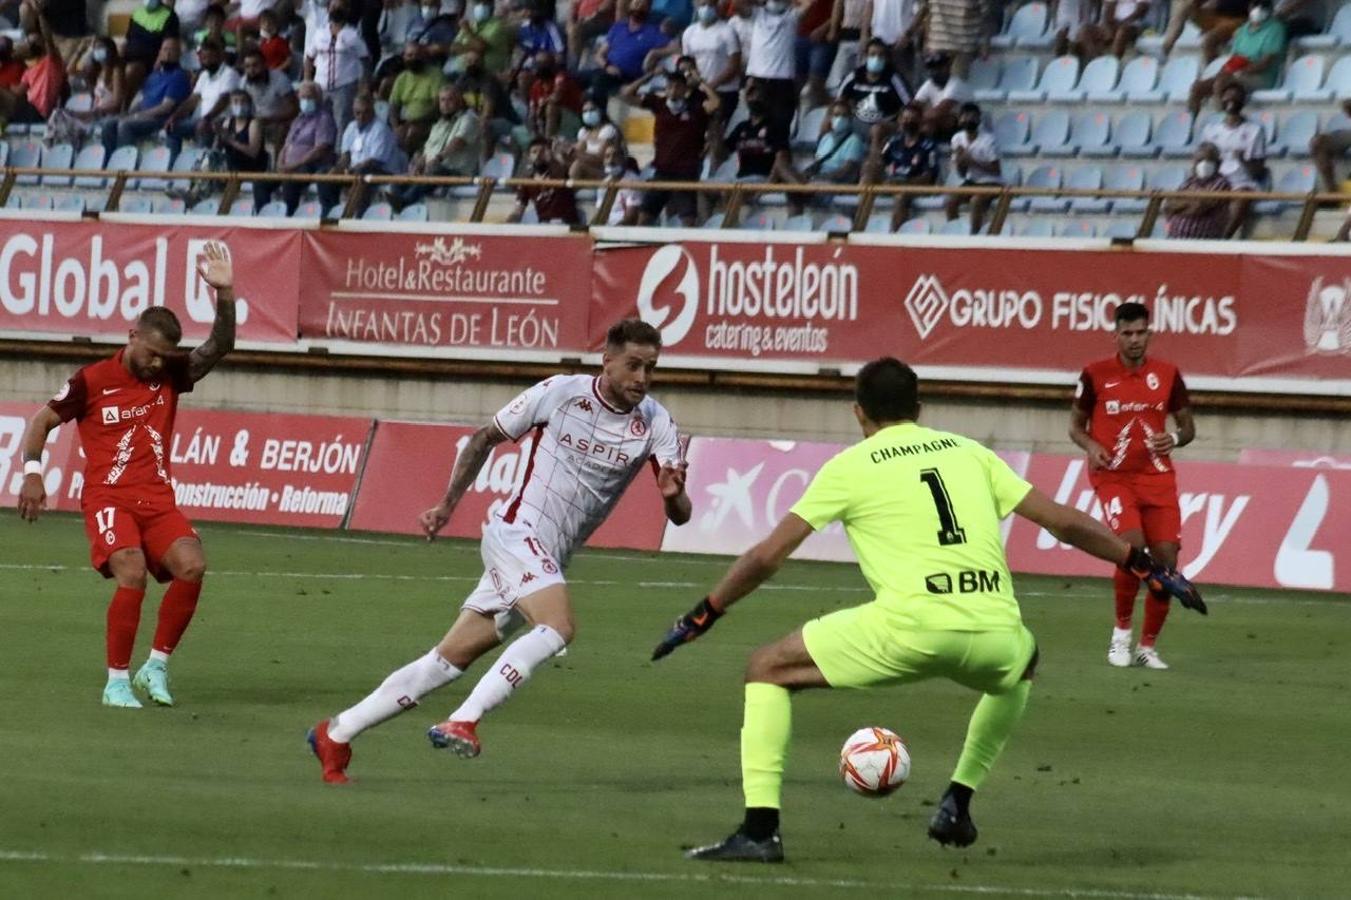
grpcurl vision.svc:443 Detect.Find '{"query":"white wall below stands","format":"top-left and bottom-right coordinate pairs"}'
top-left (2, 357), bottom-right (1346, 461)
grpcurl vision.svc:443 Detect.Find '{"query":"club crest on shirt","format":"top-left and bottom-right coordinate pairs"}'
top-left (52, 382), bottom-right (70, 402)
top-left (629, 417), bottom-right (647, 437)
top-left (1146, 372), bottom-right (1160, 390)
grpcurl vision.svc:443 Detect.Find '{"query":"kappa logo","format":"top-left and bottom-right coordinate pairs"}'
top-left (635, 245), bottom-right (699, 347)
top-left (576, 398), bottom-right (594, 413)
top-left (903, 274), bottom-right (950, 340)
top-left (101, 406), bottom-right (120, 424)
top-left (520, 572), bottom-right (536, 586)
top-left (1303, 277), bottom-right (1351, 355)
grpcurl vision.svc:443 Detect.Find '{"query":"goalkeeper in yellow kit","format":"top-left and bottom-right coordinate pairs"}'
top-left (652, 358), bottom-right (1205, 862)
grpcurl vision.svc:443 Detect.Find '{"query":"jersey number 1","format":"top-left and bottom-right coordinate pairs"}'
top-left (919, 469), bottom-right (967, 546)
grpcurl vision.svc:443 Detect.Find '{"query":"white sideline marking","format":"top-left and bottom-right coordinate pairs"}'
top-left (0, 849), bottom-right (1253, 899)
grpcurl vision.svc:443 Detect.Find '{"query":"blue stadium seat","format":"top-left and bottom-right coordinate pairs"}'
top-left (54, 194), bottom-right (86, 214)
top-left (1106, 219), bottom-right (1142, 240)
top-left (999, 161), bottom-right (1023, 187)
top-left (1010, 55), bottom-right (1078, 103)
top-left (1138, 56), bottom-right (1199, 104)
top-left (10, 139), bottom-right (41, 185)
top-left (257, 201), bottom-right (288, 217)
top-left (40, 143), bottom-right (74, 186)
top-left (781, 213), bottom-right (815, 232)
top-left (228, 198), bottom-right (255, 216)
top-left (1150, 165), bottom-right (1188, 193)
top-left (325, 204), bottom-right (346, 219)
top-left (1297, 4), bottom-right (1351, 49)
top-left (1106, 164), bottom-right (1149, 213)
top-left (1256, 54), bottom-right (1327, 103)
top-left (793, 106), bottom-right (827, 149)
top-left (701, 212), bottom-right (726, 229)
top-left (1057, 220), bottom-right (1097, 238)
top-left (65, 92), bottom-right (93, 113)
top-left (71, 144), bottom-right (106, 187)
top-left (23, 194), bottom-right (54, 210)
top-left (992, 2), bottom-right (1049, 49)
top-left (190, 198), bottom-right (221, 215)
top-left (104, 145), bottom-right (139, 179)
top-left (1072, 111), bottom-right (1115, 157)
top-left (294, 200), bottom-right (324, 218)
top-left (740, 210), bottom-right (775, 230)
top-left (709, 156), bottom-right (738, 181)
top-left (134, 145), bottom-right (174, 191)
top-left (362, 202), bottom-right (394, 221)
top-left (819, 213), bottom-right (853, 232)
top-left (1323, 56), bottom-right (1351, 100)
top-left (1200, 55), bottom-right (1232, 79)
top-left (0, 143), bottom-right (9, 167)
top-left (1017, 218), bottom-right (1054, 237)
top-left (1035, 165), bottom-right (1100, 212)
top-left (1108, 56), bottom-right (1159, 104)
top-left (1273, 110), bottom-right (1319, 158)
top-left (939, 218), bottom-right (971, 235)
top-left (1253, 165), bottom-right (1316, 215)
top-left (967, 57), bottom-right (1001, 96)
top-left (980, 56), bottom-right (1038, 102)
top-left (1008, 109), bottom-right (1068, 157)
top-left (481, 152), bottom-right (515, 181)
top-left (119, 196), bottom-right (154, 214)
top-left (1138, 19), bottom-right (1202, 53)
top-left (1115, 112), bottom-right (1155, 158)
top-left (1017, 164), bottom-right (1062, 212)
top-left (863, 212), bottom-right (891, 233)
top-left (1058, 56), bottom-right (1118, 103)
top-left (397, 202), bottom-right (429, 222)
top-left (153, 197), bottom-right (187, 214)
top-left (1156, 111), bottom-right (1196, 158)
top-left (992, 110), bottom-right (1031, 152)
top-left (897, 217), bottom-right (931, 235)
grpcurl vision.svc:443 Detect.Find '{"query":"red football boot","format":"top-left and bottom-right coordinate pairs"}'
top-left (427, 720), bottom-right (480, 758)
top-left (307, 719), bottom-right (352, 784)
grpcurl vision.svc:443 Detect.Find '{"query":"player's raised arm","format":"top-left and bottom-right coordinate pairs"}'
top-left (1013, 488), bottom-right (1205, 613)
top-left (16, 405), bottom-right (63, 522)
top-left (651, 513), bottom-right (815, 660)
top-left (186, 241), bottom-right (237, 383)
top-left (419, 421), bottom-right (510, 541)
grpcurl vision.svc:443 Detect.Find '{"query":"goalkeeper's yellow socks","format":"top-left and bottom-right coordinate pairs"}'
top-left (741, 681), bottom-right (792, 831)
top-left (952, 679), bottom-right (1032, 790)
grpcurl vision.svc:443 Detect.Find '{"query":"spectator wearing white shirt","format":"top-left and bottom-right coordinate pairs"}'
top-left (729, 0), bottom-right (755, 65)
top-left (681, 0), bottom-right (743, 119)
top-left (603, 147), bottom-right (644, 224)
top-left (746, 0), bottom-right (812, 134)
top-left (321, 92), bottom-right (400, 213)
top-left (860, 0), bottom-right (919, 79)
top-left (305, 2), bottom-right (371, 135)
top-left (912, 50), bottom-right (968, 139)
top-left (1083, 0), bottom-right (1153, 59)
top-left (163, 37), bottom-right (240, 155)
top-left (569, 96), bottom-right (624, 179)
top-left (1199, 81), bottom-right (1266, 238)
top-left (825, 0), bottom-right (870, 92)
top-left (1051, 0), bottom-right (1094, 57)
top-left (945, 101), bottom-right (1001, 234)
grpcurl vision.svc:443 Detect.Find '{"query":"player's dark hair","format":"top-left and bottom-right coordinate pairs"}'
top-left (606, 318), bottom-right (662, 351)
top-left (1114, 301), bottom-right (1150, 326)
top-left (138, 307), bottom-right (183, 344)
top-left (855, 357), bottom-right (919, 424)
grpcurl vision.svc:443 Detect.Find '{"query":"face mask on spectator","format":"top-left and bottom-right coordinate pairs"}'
top-left (300, 97), bottom-right (319, 114)
top-left (865, 55), bottom-right (884, 74)
top-left (697, 4), bottom-right (717, 22)
top-left (668, 96), bottom-right (688, 114)
top-left (765, 0), bottom-right (787, 13)
top-left (1195, 160), bottom-right (1218, 179)
top-left (145, 0), bottom-right (161, 9)
top-left (232, 102), bottom-right (250, 116)
top-left (92, 46), bottom-right (109, 63)
top-left (831, 115), bottom-right (850, 134)
top-left (472, 2), bottom-right (492, 21)
top-left (583, 108), bottom-right (601, 126)
top-left (1248, 5), bottom-right (1269, 23)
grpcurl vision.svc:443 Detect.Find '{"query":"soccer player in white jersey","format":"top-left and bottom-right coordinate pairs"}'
top-left (307, 319), bottom-right (692, 783)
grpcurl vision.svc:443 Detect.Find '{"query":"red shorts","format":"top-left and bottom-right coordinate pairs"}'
top-left (82, 493), bottom-right (199, 583)
top-left (1090, 472), bottom-right (1181, 545)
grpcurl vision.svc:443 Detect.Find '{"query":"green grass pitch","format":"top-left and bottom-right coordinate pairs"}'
top-left (2, 514), bottom-right (1349, 899)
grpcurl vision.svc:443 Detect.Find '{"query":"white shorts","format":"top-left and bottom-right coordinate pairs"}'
top-left (461, 520), bottom-right (566, 640)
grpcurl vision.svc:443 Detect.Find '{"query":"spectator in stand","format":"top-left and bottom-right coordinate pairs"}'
top-left (46, 37), bottom-right (123, 145)
top-left (569, 95), bottom-right (623, 178)
top-left (224, 0), bottom-right (273, 43)
top-left (123, 0), bottom-right (181, 101)
top-left (729, 0), bottom-right (755, 65)
top-left (517, 0), bottom-right (567, 60)
top-left (449, 0), bottom-right (512, 76)
top-left (1164, 142), bottom-right (1233, 239)
top-left (410, 0), bottom-right (463, 66)
top-left (923, 0), bottom-right (991, 78)
top-left (825, 0), bottom-right (869, 93)
top-left (1081, 0), bottom-right (1153, 59)
top-left (306, 1), bottom-right (370, 135)
top-left (257, 9), bottom-right (294, 69)
top-left (508, 136), bottom-right (582, 223)
top-left (1200, 81), bottom-right (1265, 238)
top-left (1162, 0), bottom-right (1248, 60)
top-left (866, 101), bottom-right (937, 230)
top-left (680, 0), bottom-right (743, 120)
top-left (242, 47), bottom-right (299, 146)
top-left (718, 82), bottom-right (793, 181)
top-left (100, 37), bottom-right (189, 155)
top-left (945, 100), bottom-right (1001, 234)
top-left (619, 68), bottom-right (719, 225)
top-left (321, 91), bottom-right (401, 212)
top-left (0, 37), bottom-right (25, 89)
top-left (1187, 0), bottom-right (1287, 115)
top-left (19, 0), bottom-right (90, 72)
top-left (860, 0), bottom-right (920, 82)
top-left (389, 41), bottom-right (445, 152)
top-left (264, 81), bottom-right (338, 212)
top-left (837, 37), bottom-right (911, 152)
top-left (654, 0), bottom-right (696, 32)
top-left (1051, 0), bottom-right (1095, 57)
top-left (603, 148), bottom-right (643, 223)
top-left (0, 2), bottom-right (64, 128)
top-left (164, 38), bottom-right (240, 156)
top-left (218, 88), bottom-right (271, 208)
top-left (194, 5), bottom-right (238, 59)
top-left (593, 0), bottom-right (670, 98)
top-left (745, 0), bottom-right (811, 135)
top-left (911, 50), bottom-right (967, 139)
top-left (785, 96), bottom-right (867, 214)
top-left (568, 0), bottom-right (616, 71)
top-left (527, 50), bottom-right (583, 140)
top-left (1311, 99), bottom-right (1351, 194)
top-left (456, 47), bottom-right (517, 156)
top-left (175, 0), bottom-right (212, 33)
top-left (393, 83), bottom-right (481, 208)
top-left (797, 0), bottom-right (838, 107)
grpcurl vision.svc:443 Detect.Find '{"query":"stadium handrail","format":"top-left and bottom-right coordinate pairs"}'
top-left (2, 167), bottom-right (1346, 241)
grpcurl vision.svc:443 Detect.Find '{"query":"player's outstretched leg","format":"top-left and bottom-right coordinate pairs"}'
top-left (134, 538), bottom-right (206, 706)
top-left (930, 679), bottom-right (1033, 848)
top-left (103, 550), bottom-right (148, 709)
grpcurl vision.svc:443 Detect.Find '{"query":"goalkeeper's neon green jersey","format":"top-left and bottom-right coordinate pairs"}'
top-left (790, 422), bottom-right (1033, 631)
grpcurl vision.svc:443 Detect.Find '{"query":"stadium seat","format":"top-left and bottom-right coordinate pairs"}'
top-left (858, 212), bottom-right (888, 233)
top-left (40, 143), bottom-right (74, 186)
top-left (992, 1), bottom-right (1049, 49)
top-left (227, 198), bottom-right (254, 216)
top-left (1071, 111), bottom-right (1114, 157)
top-left (1200, 54), bottom-right (1232, 79)
top-left (256, 200), bottom-right (288, 217)
top-left (708, 156), bottom-right (738, 181)
top-left (1107, 56), bottom-right (1159, 104)
top-left (992, 110), bottom-right (1031, 152)
top-left (361, 202), bottom-right (393, 221)
top-left (780, 213), bottom-right (814, 231)
top-left (294, 200), bottom-right (324, 218)
top-left (191, 198), bottom-right (222, 215)
top-left (134, 145), bottom-right (174, 191)
top-left (792, 106), bottom-right (827, 149)
top-left (1157, 111), bottom-right (1196, 158)
top-left (1272, 110), bottom-right (1319, 158)
top-left (819, 213), bottom-right (853, 232)
top-left (22, 194), bottom-right (54, 210)
top-left (1115, 111), bottom-right (1155, 158)
top-left (897, 217), bottom-right (931, 235)
top-left (999, 161), bottom-right (1023, 187)
top-left (1058, 56), bottom-right (1118, 103)
top-left (1255, 108), bottom-right (1279, 147)
top-left (481, 152), bottom-right (515, 181)
top-left (1254, 165), bottom-right (1316, 215)
top-left (325, 204), bottom-right (346, 219)
top-left (967, 57), bottom-right (1001, 96)
top-left (119, 196), bottom-right (154, 214)
top-left (1136, 56), bottom-right (1199, 104)
top-left (1297, 4), bottom-right (1351, 49)
top-left (1323, 56), bottom-right (1351, 100)
top-left (10, 139), bottom-right (40, 185)
top-left (1138, 18), bottom-right (1202, 52)
top-left (1017, 218), bottom-right (1054, 237)
top-left (1105, 164), bottom-right (1149, 213)
top-left (0, 143), bottom-right (9, 167)
top-left (1106, 219), bottom-right (1142, 240)
top-left (153, 197), bottom-right (187, 214)
top-left (1057, 220), bottom-right (1097, 238)
top-left (1149, 164), bottom-right (1188, 193)
top-left (64, 92), bottom-right (93, 113)
top-left (701, 212), bottom-right (726, 229)
top-left (1007, 108), bottom-right (1068, 156)
top-left (739, 210), bottom-right (775, 230)
top-left (1010, 55), bottom-right (1078, 102)
top-left (939, 218), bottom-right (972, 235)
top-left (374, 99), bottom-right (391, 123)
top-left (71, 144), bottom-right (107, 187)
top-left (104, 145), bottom-right (139, 177)
top-left (1255, 54), bottom-right (1327, 103)
top-left (397, 202), bottom-right (429, 222)
top-left (1036, 165), bottom-right (1100, 213)
top-left (1017, 164), bottom-right (1062, 212)
top-left (54, 194), bottom-right (86, 214)
top-left (979, 56), bottom-right (1038, 102)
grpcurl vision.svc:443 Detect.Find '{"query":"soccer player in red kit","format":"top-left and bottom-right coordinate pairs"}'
top-left (16, 242), bottom-right (236, 708)
top-left (1070, 302), bottom-right (1202, 670)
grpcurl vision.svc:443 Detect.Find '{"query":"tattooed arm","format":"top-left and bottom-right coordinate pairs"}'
top-left (187, 241), bottom-right (237, 383)
top-left (418, 422), bottom-right (511, 540)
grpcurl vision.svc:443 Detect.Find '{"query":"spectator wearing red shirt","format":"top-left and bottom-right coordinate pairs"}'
top-left (0, 37), bottom-right (26, 88)
top-left (0, 5), bottom-right (65, 125)
top-left (510, 137), bottom-right (582, 224)
top-left (527, 51), bottom-right (583, 140)
top-left (257, 9), bottom-right (293, 70)
top-left (568, 0), bottom-right (617, 70)
top-left (620, 68), bottom-right (720, 225)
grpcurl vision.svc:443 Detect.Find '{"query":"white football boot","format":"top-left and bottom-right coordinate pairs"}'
top-left (1134, 646), bottom-right (1170, 670)
top-left (1108, 628), bottom-right (1133, 668)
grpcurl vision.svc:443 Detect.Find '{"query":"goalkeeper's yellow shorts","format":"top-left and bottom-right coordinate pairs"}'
top-left (801, 601), bottom-right (1037, 696)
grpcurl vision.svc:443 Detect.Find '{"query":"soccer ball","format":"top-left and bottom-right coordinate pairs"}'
top-left (838, 726), bottom-right (911, 797)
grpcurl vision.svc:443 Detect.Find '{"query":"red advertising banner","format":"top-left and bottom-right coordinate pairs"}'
top-left (589, 237), bottom-right (1351, 390)
top-left (0, 400), bottom-right (83, 512)
top-left (298, 230), bottom-right (593, 352)
top-left (0, 220), bottom-right (301, 343)
top-left (1238, 449), bottom-right (1351, 469)
top-left (347, 419), bottom-right (668, 551)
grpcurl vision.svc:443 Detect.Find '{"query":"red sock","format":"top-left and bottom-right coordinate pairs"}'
top-left (1140, 591), bottom-right (1171, 648)
top-left (152, 579), bottom-right (203, 656)
top-left (1113, 568), bottom-right (1140, 630)
top-left (106, 587), bottom-right (146, 670)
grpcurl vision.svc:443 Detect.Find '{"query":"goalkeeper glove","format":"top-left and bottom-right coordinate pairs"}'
top-left (1123, 546), bottom-right (1207, 615)
top-left (651, 597), bottom-right (722, 661)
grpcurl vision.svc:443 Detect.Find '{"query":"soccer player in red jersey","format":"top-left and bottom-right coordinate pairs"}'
top-left (16, 242), bottom-right (236, 708)
top-left (1070, 301), bottom-right (1200, 670)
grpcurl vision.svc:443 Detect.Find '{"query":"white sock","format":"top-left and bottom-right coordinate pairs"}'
top-left (330, 650), bottom-right (462, 743)
top-left (107, 668), bottom-right (130, 681)
top-left (149, 650), bottom-right (170, 665)
top-left (451, 625), bottom-right (567, 723)
top-left (1112, 626), bottom-right (1133, 642)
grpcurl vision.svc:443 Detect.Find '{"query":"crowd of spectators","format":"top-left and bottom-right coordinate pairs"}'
top-left (0, 0), bottom-right (1342, 229)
